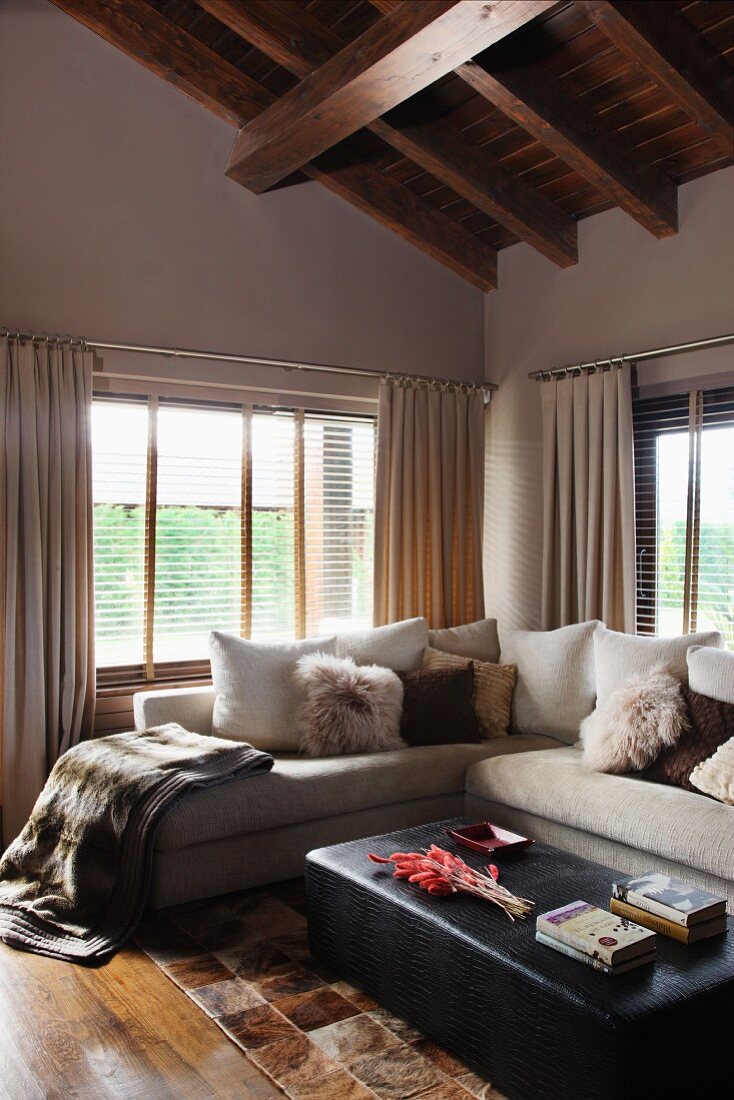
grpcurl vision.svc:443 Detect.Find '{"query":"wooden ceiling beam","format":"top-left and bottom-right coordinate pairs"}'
top-left (579, 1), bottom-right (734, 160)
top-left (458, 51), bottom-right (678, 237)
top-left (203, 0), bottom-right (576, 267)
top-left (371, 113), bottom-right (577, 266)
top-left (225, 0), bottom-right (560, 194)
top-left (370, 0), bottom-right (679, 238)
top-left (50, 0), bottom-right (497, 291)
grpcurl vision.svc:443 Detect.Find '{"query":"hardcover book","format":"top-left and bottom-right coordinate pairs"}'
top-left (536, 901), bottom-right (656, 966)
top-left (535, 931), bottom-right (656, 975)
top-left (610, 898), bottom-right (728, 944)
top-left (612, 872), bottom-right (726, 927)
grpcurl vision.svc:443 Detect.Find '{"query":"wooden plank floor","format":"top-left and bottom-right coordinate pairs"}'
top-left (0, 940), bottom-right (285, 1100)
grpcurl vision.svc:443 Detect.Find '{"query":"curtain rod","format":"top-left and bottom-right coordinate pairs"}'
top-left (528, 332), bottom-right (734, 382)
top-left (1, 328), bottom-right (497, 393)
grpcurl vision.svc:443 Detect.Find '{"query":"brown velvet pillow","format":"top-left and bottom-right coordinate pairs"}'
top-left (645, 686), bottom-right (734, 792)
top-left (398, 664), bottom-right (481, 746)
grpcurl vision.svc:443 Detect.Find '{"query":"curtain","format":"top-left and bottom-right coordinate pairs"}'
top-left (541, 365), bottom-right (636, 632)
top-left (1, 336), bottom-right (95, 846)
top-left (373, 379), bottom-right (485, 628)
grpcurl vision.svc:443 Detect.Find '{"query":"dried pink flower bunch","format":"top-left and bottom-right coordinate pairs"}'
top-left (368, 844), bottom-right (534, 921)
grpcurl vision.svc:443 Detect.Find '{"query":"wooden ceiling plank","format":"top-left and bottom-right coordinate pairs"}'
top-left (579, 1), bottom-right (734, 159)
top-left (51, 0), bottom-right (496, 290)
top-left (224, 0), bottom-right (560, 193)
top-left (456, 53), bottom-right (679, 236)
top-left (205, 0), bottom-right (576, 267)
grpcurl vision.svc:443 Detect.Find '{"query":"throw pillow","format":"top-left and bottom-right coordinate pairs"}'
top-left (336, 617), bottom-right (428, 671)
top-left (423, 646), bottom-right (516, 738)
top-left (580, 667), bottom-right (687, 774)
top-left (210, 632), bottom-right (336, 751)
top-left (645, 686), bottom-right (734, 792)
top-left (498, 620), bottom-right (600, 743)
top-left (594, 626), bottom-right (724, 706)
top-left (428, 618), bottom-right (500, 664)
top-left (294, 654), bottom-right (405, 758)
top-left (687, 646), bottom-right (734, 705)
top-left (399, 664), bottom-right (481, 746)
top-left (689, 737), bottom-right (734, 805)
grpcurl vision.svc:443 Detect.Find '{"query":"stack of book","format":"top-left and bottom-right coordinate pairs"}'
top-left (536, 900), bottom-right (657, 975)
top-left (611, 872), bottom-right (728, 944)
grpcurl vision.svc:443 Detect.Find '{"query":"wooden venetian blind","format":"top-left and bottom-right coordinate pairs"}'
top-left (633, 384), bottom-right (734, 648)
top-left (92, 397), bottom-right (376, 685)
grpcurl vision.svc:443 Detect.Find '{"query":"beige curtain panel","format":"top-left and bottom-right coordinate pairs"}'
top-left (1, 336), bottom-right (95, 847)
top-left (374, 379), bottom-right (485, 629)
top-left (541, 364), bottom-right (636, 633)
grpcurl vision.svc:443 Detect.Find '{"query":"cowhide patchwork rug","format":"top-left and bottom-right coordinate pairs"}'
top-left (135, 879), bottom-right (505, 1100)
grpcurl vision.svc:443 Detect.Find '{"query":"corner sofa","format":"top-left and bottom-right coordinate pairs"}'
top-left (134, 619), bottom-right (734, 911)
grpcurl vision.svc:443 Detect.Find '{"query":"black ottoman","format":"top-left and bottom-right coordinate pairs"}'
top-left (306, 818), bottom-right (734, 1100)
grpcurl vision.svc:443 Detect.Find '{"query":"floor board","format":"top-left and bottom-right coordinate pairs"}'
top-left (0, 940), bottom-right (285, 1100)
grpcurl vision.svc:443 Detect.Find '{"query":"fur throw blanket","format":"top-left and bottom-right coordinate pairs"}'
top-left (0, 724), bottom-right (272, 962)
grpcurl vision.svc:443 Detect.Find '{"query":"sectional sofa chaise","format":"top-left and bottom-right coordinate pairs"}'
top-left (134, 619), bottom-right (734, 910)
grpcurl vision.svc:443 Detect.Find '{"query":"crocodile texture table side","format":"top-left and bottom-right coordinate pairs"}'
top-left (306, 818), bottom-right (734, 1100)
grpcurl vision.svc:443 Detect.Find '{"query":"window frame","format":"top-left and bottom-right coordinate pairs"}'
top-left (93, 392), bottom-right (376, 690)
top-left (632, 382), bottom-right (734, 640)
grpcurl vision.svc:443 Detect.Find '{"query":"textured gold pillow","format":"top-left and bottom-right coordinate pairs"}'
top-left (423, 647), bottom-right (517, 738)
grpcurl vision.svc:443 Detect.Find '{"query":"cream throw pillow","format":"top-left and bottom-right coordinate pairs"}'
top-left (423, 647), bottom-right (516, 739)
top-left (428, 618), bottom-right (500, 664)
top-left (594, 626), bottom-right (724, 706)
top-left (689, 737), bottom-right (734, 805)
top-left (210, 632), bottom-right (337, 751)
top-left (499, 620), bottom-right (600, 743)
top-left (336, 617), bottom-right (428, 671)
top-left (687, 646), bottom-right (734, 704)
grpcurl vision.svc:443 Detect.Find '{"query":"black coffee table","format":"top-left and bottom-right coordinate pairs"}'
top-left (305, 818), bottom-right (734, 1100)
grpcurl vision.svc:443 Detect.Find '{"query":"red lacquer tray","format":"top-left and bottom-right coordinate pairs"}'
top-left (446, 821), bottom-right (534, 855)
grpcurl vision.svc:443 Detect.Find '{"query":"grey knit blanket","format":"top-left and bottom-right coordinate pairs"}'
top-left (0, 724), bottom-right (273, 962)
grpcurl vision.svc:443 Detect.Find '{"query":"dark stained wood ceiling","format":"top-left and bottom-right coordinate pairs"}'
top-left (50, 0), bottom-right (734, 290)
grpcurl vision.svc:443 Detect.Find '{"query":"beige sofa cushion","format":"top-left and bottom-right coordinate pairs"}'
top-left (594, 626), bottom-right (724, 705)
top-left (429, 618), bottom-right (500, 664)
top-left (466, 745), bottom-right (734, 883)
top-left (336, 617), bottom-right (428, 671)
top-left (210, 632), bottom-right (337, 752)
top-left (154, 733), bottom-right (561, 852)
top-left (687, 645), bottom-right (734, 704)
top-left (499, 620), bottom-right (600, 743)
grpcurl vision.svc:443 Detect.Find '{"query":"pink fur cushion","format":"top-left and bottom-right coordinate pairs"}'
top-left (295, 653), bottom-right (405, 758)
top-left (579, 667), bottom-right (688, 774)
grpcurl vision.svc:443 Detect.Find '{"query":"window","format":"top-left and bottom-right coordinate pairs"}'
top-left (633, 385), bottom-right (734, 648)
top-left (92, 397), bottom-right (375, 679)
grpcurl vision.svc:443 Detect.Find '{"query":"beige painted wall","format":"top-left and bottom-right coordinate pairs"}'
top-left (0, 0), bottom-right (484, 408)
top-left (484, 167), bottom-right (734, 631)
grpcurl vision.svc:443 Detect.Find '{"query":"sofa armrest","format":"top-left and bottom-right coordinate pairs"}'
top-left (133, 686), bottom-right (216, 735)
